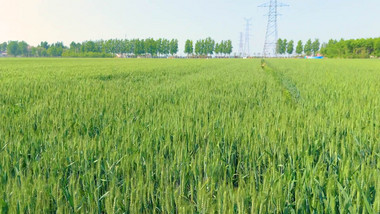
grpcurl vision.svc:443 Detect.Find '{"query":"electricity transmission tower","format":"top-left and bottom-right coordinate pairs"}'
top-left (238, 32), bottom-right (244, 57)
top-left (243, 18), bottom-right (252, 57)
top-left (259, 0), bottom-right (289, 57)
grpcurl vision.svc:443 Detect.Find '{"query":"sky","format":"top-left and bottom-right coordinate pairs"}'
top-left (1, 0), bottom-right (379, 55)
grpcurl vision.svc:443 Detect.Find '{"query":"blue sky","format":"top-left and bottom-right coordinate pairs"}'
top-left (1, 0), bottom-right (379, 55)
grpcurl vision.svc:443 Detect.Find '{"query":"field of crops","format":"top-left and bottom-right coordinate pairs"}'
top-left (0, 58), bottom-right (379, 213)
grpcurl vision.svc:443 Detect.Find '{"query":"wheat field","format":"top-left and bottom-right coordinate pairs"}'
top-left (0, 58), bottom-right (379, 213)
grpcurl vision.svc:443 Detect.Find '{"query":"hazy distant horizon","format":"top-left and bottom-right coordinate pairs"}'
top-left (1, 0), bottom-right (379, 55)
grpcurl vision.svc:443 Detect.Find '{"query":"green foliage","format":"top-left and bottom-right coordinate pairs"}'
top-left (214, 41), bottom-right (232, 56)
top-left (18, 41), bottom-right (29, 56)
top-left (225, 40), bottom-right (233, 55)
top-left (282, 39), bottom-right (287, 54)
top-left (287, 40), bottom-right (294, 55)
top-left (296, 40), bottom-right (303, 55)
top-left (0, 58), bottom-right (379, 213)
top-left (304, 39), bottom-right (313, 56)
top-left (204, 37), bottom-right (215, 55)
top-left (157, 38), bottom-right (170, 56)
top-left (276, 38), bottom-right (283, 54)
top-left (312, 39), bottom-right (320, 55)
top-left (169, 39), bottom-right (178, 56)
top-left (144, 38), bottom-right (158, 56)
top-left (194, 37), bottom-right (215, 56)
top-left (47, 42), bottom-right (65, 57)
top-left (84, 41), bottom-right (97, 52)
top-left (215, 43), bottom-right (221, 55)
top-left (7, 41), bottom-right (22, 56)
top-left (375, 39), bottom-right (380, 57)
top-left (320, 37), bottom-right (380, 58)
top-left (282, 38), bottom-right (318, 56)
top-left (193, 38), bottom-right (231, 57)
top-left (277, 39), bottom-right (288, 55)
top-left (39, 41), bottom-right (50, 49)
top-left (0, 42), bottom-right (7, 52)
top-left (195, 40), bottom-right (202, 55)
top-left (2, 37), bottom-right (230, 58)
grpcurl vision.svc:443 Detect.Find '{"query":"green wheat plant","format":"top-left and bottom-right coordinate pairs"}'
top-left (0, 58), bottom-right (379, 213)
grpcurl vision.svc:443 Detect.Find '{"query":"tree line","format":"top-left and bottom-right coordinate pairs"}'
top-left (320, 37), bottom-right (380, 58)
top-left (276, 39), bottom-right (320, 56)
top-left (0, 39), bottom-right (178, 57)
top-left (184, 38), bottom-right (233, 57)
top-left (276, 37), bottom-right (380, 58)
top-left (1, 38), bottom-right (233, 58)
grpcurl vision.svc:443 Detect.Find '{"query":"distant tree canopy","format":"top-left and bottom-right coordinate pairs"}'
top-left (215, 40), bottom-right (233, 56)
top-left (276, 39), bottom-right (282, 54)
top-left (277, 39), bottom-right (296, 55)
top-left (287, 40), bottom-right (294, 55)
top-left (304, 39), bottom-right (313, 56)
top-left (64, 38), bottom-right (178, 57)
top-left (0, 38), bottom-right (179, 58)
top-left (278, 37), bottom-right (380, 58)
top-left (0, 42), bottom-right (7, 52)
top-left (296, 40), bottom-right (303, 55)
top-left (277, 38), bottom-right (319, 56)
top-left (276, 39), bottom-right (288, 55)
top-left (193, 38), bottom-right (232, 56)
top-left (7, 41), bottom-right (21, 56)
top-left (184, 40), bottom-right (193, 55)
top-left (0, 38), bottom-right (231, 58)
top-left (312, 39), bottom-right (320, 55)
top-left (320, 37), bottom-right (380, 58)
top-left (169, 39), bottom-right (178, 56)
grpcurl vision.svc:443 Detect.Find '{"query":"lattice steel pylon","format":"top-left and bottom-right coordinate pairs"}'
top-left (259, 0), bottom-right (288, 57)
top-left (238, 32), bottom-right (244, 57)
top-left (243, 18), bottom-right (252, 57)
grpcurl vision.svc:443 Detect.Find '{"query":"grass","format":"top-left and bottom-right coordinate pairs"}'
top-left (0, 58), bottom-right (379, 213)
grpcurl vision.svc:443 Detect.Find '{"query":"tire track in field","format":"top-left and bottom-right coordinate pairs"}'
top-left (261, 59), bottom-right (302, 104)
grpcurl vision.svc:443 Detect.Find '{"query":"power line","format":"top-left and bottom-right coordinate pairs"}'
top-left (259, 0), bottom-right (289, 57)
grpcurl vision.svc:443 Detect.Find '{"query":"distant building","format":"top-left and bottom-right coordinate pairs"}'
top-left (0, 51), bottom-right (7, 57)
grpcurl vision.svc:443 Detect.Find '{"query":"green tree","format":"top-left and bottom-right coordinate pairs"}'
top-left (133, 39), bottom-right (146, 56)
top-left (221, 41), bottom-right (227, 55)
top-left (124, 40), bottom-right (132, 54)
top-left (145, 38), bottom-right (157, 56)
top-left (7, 41), bottom-right (20, 56)
top-left (304, 39), bottom-right (313, 56)
top-left (204, 37), bottom-right (215, 56)
top-left (47, 46), bottom-right (57, 56)
top-left (195, 40), bottom-right (202, 56)
top-left (157, 38), bottom-right (170, 56)
top-left (169, 39), bottom-right (178, 56)
top-left (215, 43), bottom-right (220, 55)
top-left (287, 40), bottom-right (294, 55)
top-left (0, 42), bottom-right (7, 52)
top-left (281, 39), bottom-right (287, 54)
top-left (225, 40), bottom-right (233, 56)
top-left (18, 41), bottom-right (29, 56)
top-left (276, 39), bottom-right (283, 54)
top-left (184, 40), bottom-right (193, 56)
top-left (296, 40), bottom-right (303, 55)
top-left (162, 39), bottom-right (170, 56)
top-left (39, 41), bottom-right (50, 50)
top-left (30, 47), bottom-right (38, 57)
top-left (45, 42), bottom-right (64, 57)
top-left (375, 38), bottom-right (380, 57)
top-left (70, 42), bottom-right (81, 53)
top-left (312, 39), bottom-right (320, 55)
